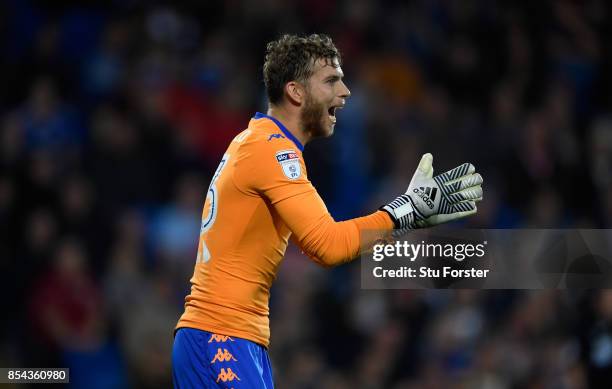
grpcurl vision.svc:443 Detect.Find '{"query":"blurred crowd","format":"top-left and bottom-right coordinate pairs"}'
top-left (1, 0), bottom-right (612, 388)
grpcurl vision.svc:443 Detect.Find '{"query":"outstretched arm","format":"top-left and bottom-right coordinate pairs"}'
top-left (233, 131), bottom-right (482, 268)
top-left (278, 192), bottom-right (393, 267)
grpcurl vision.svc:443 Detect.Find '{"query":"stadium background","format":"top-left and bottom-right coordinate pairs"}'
top-left (1, 0), bottom-right (612, 388)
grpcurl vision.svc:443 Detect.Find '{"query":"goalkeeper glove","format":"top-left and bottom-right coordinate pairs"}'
top-left (382, 153), bottom-right (483, 230)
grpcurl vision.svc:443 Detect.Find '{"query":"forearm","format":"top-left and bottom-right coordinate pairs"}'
top-left (300, 210), bottom-right (393, 267)
top-left (275, 191), bottom-right (393, 266)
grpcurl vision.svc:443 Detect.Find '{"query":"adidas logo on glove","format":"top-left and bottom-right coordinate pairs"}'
top-left (413, 187), bottom-right (438, 209)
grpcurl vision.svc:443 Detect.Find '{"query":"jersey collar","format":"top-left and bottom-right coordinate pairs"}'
top-left (253, 112), bottom-right (304, 152)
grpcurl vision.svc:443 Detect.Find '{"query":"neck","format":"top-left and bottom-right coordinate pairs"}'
top-left (266, 105), bottom-right (310, 146)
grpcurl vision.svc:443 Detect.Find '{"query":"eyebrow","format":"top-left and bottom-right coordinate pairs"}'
top-left (324, 74), bottom-right (342, 82)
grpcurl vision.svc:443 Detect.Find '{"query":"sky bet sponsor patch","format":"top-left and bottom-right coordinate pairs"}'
top-left (275, 150), bottom-right (301, 180)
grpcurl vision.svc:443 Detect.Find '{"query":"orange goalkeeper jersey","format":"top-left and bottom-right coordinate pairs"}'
top-left (176, 112), bottom-right (392, 347)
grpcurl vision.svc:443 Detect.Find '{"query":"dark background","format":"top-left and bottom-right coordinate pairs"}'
top-left (1, 0), bottom-right (611, 388)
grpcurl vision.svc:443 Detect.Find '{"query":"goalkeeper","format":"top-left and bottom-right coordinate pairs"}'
top-left (172, 33), bottom-right (483, 388)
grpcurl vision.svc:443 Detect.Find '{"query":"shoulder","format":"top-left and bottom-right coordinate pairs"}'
top-left (232, 117), bottom-right (307, 184)
top-left (237, 118), bottom-right (302, 163)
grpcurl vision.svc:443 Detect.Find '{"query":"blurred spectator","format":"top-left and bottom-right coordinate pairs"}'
top-left (20, 77), bottom-right (84, 154)
top-left (28, 239), bottom-right (104, 349)
top-left (149, 172), bottom-right (203, 287)
top-left (27, 238), bottom-right (127, 388)
top-left (80, 20), bottom-right (130, 101)
top-left (116, 271), bottom-right (178, 388)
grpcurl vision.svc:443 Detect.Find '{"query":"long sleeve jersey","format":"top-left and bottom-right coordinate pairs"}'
top-left (176, 112), bottom-right (393, 347)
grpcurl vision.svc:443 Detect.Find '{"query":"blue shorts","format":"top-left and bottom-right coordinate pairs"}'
top-left (172, 328), bottom-right (274, 388)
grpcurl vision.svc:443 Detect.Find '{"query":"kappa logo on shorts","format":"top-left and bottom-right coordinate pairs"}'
top-left (211, 348), bottom-right (238, 363)
top-left (216, 368), bottom-right (241, 383)
top-left (275, 149), bottom-right (301, 180)
top-left (208, 334), bottom-right (235, 343)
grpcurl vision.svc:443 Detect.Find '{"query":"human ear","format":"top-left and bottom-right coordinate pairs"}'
top-left (284, 81), bottom-right (304, 105)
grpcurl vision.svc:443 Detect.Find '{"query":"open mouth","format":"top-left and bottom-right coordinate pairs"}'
top-left (328, 106), bottom-right (341, 124)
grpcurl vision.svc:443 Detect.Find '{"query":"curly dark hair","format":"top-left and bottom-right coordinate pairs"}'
top-left (263, 34), bottom-right (341, 105)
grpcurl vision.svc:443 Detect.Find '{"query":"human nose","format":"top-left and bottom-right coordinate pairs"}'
top-left (339, 80), bottom-right (351, 99)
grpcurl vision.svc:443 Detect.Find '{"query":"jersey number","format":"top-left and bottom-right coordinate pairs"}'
top-left (197, 154), bottom-right (230, 263)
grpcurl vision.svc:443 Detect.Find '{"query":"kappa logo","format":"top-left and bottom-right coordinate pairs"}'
top-left (275, 150), bottom-right (301, 180)
top-left (211, 348), bottom-right (238, 363)
top-left (216, 368), bottom-right (241, 383)
top-left (208, 334), bottom-right (235, 343)
top-left (268, 133), bottom-right (285, 141)
top-left (413, 187), bottom-right (437, 209)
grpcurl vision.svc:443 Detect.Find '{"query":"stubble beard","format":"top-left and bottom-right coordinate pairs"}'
top-left (300, 92), bottom-right (331, 139)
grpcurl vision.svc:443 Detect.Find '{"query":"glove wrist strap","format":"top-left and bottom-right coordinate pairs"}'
top-left (381, 194), bottom-right (416, 229)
